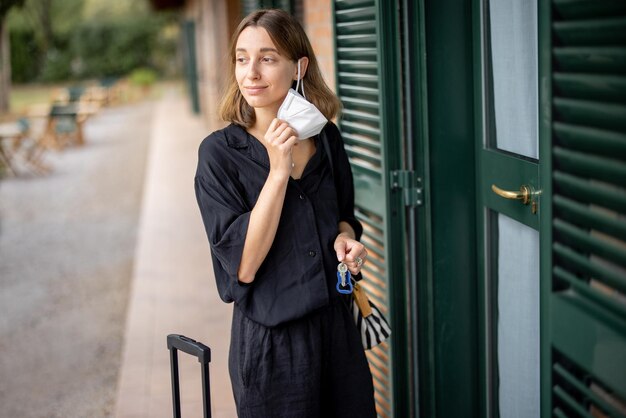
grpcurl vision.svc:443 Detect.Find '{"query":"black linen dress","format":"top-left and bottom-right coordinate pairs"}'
top-left (194, 122), bottom-right (376, 417)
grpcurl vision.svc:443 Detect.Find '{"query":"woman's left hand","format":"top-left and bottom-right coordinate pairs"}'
top-left (334, 232), bottom-right (368, 276)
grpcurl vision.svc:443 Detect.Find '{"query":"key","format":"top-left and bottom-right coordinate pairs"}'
top-left (336, 262), bottom-right (353, 294)
top-left (338, 262), bottom-right (348, 286)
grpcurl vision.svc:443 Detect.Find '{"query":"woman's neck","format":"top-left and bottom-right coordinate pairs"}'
top-left (250, 105), bottom-right (280, 140)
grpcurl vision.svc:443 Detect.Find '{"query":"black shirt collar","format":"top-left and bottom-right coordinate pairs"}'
top-left (225, 123), bottom-right (250, 149)
top-left (225, 124), bottom-right (270, 168)
top-left (225, 123), bottom-right (322, 176)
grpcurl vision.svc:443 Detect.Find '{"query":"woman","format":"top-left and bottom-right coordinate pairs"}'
top-left (194, 9), bottom-right (376, 417)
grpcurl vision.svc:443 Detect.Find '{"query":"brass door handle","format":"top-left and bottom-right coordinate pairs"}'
top-left (491, 184), bottom-right (532, 205)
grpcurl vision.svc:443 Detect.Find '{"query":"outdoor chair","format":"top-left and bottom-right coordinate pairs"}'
top-left (0, 118), bottom-right (51, 177)
top-left (67, 86), bottom-right (86, 103)
top-left (82, 86), bottom-right (107, 108)
top-left (99, 77), bottom-right (121, 105)
top-left (17, 118), bottom-right (52, 175)
top-left (41, 103), bottom-right (89, 150)
top-left (0, 129), bottom-right (18, 176)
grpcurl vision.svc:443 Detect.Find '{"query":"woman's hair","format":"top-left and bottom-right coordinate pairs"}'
top-left (218, 9), bottom-right (341, 128)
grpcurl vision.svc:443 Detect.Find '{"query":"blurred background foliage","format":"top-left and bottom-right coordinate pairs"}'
top-left (7, 0), bottom-right (181, 83)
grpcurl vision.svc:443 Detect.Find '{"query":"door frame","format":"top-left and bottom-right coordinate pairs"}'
top-left (538, 0), bottom-right (552, 415)
top-left (410, 0), bottom-right (479, 416)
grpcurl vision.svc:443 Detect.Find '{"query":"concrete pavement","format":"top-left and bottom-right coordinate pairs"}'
top-left (115, 91), bottom-right (236, 417)
top-left (1, 99), bottom-right (154, 417)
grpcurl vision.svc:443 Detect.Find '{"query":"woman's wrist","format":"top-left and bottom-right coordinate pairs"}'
top-left (337, 221), bottom-right (356, 240)
top-left (337, 230), bottom-right (355, 240)
top-left (267, 169), bottom-right (290, 185)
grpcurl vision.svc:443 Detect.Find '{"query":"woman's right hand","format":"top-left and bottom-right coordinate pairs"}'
top-left (263, 118), bottom-right (298, 180)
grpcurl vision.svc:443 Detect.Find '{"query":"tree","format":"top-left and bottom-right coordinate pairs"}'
top-left (5, 0), bottom-right (178, 84)
top-left (23, 0), bottom-right (53, 54)
top-left (0, 0), bottom-right (24, 113)
top-left (8, 0), bottom-right (84, 82)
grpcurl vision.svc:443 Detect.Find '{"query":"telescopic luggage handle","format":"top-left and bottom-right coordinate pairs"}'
top-left (168, 334), bottom-right (211, 363)
top-left (167, 334), bottom-right (211, 418)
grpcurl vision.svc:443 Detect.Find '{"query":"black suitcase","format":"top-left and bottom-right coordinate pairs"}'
top-left (167, 334), bottom-right (212, 418)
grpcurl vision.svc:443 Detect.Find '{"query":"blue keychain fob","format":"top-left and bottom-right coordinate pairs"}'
top-left (336, 262), bottom-right (353, 294)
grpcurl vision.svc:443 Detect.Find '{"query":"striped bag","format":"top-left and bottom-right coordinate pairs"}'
top-left (351, 281), bottom-right (392, 350)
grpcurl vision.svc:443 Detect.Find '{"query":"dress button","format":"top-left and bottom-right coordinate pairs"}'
top-left (299, 194), bottom-right (305, 200)
top-left (308, 251), bottom-right (316, 257)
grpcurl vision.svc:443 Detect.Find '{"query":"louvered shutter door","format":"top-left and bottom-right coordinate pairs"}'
top-left (241, 0), bottom-right (293, 16)
top-left (549, 0), bottom-right (626, 415)
top-left (332, 1), bottom-right (405, 417)
top-left (241, 0), bottom-right (260, 16)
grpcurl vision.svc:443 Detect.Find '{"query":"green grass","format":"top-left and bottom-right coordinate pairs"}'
top-left (10, 84), bottom-right (63, 113)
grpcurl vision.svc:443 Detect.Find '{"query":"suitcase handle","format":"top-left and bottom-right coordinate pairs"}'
top-left (167, 334), bottom-right (211, 364)
top-left (167, 334), bottom-right (211, 418)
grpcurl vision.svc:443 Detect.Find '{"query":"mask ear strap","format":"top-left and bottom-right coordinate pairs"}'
top-left (296, 59), bottom-right (307, 100)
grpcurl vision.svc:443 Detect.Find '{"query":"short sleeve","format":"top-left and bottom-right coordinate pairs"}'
top-left (327, 123), bottom-right (364, 241)
top-left (194, 135), bottom-right (252, 304)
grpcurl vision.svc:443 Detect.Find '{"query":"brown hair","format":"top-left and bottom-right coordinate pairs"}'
top-left (218, 9), bottom-right (341, 128)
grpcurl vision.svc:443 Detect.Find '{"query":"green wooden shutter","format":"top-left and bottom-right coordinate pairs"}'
top-left (241, 0), bottom-right (293, 16)
top-left (241, 0), bottom-right (258, 16)
top-left (543, 0), bottom-right (626, 415)
top-left (332, 1), bottom-right (408, 417)
top-left (240, 0), bottom-right (304, 23)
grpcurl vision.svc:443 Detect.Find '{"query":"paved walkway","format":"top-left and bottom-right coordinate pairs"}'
top-left (1, 99), bottom-right (155, 417)
top-left (115, 92), bottom-right (236, 417)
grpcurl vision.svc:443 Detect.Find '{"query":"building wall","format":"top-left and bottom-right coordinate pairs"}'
top-left (184, 0), bottom-right (240, 128)
top-left (303, 0), bottom-right (336, 94)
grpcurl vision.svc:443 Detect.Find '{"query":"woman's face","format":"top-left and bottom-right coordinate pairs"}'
top-left (235, 26), bottom-right (297, 114)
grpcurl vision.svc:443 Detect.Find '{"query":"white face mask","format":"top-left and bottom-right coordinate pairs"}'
top-left (277, 59), bottom-right (328, 139)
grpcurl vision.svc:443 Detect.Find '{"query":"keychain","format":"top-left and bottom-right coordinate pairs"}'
top-left (336, 262), bottom-right (353, 294)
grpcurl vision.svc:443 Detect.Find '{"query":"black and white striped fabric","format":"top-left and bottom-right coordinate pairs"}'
top-left (351, 299), bottom-right (392, 350)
